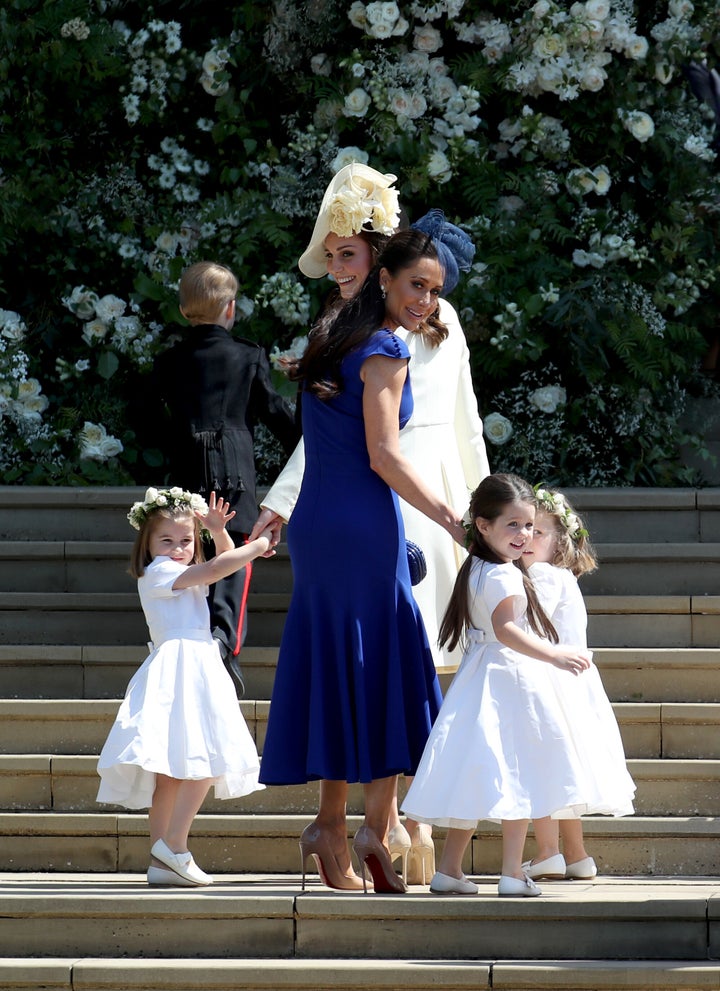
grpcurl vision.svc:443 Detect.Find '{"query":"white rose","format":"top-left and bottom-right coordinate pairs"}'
top-left (347, 1), bottom-right (367, 29)
top-left (413, 24), bottom-right (442, 52)
top-left (343, 87), bottom-right (371, 118)
top-left (379, 1), bottom-right (400, 23)
top-left (566, 168), bottom-right (596, 195)
top-left (94, 294), bottom-right (126, 323)
top-left (168, 486), bottom-right (184, 497)
top-left (585, 0), bottom-right (610, 17)
top-left (427, 149), bottom-right (452, 183)
top-left (669, 0), bottom-right (694, 16)
top-left (623, 110), bottom-right (655, 143)
top-left (533, 0), bottom-right (551, 17)
top-left (592, 165), bottom-right (611, 194)
top-left (310, 53), bottom-right (331, 76)
top-left (331, 147), bottom-right (369, 173)
top-left (82, 319), bottom-right (109, 345)
top-left (144, 487), bottom-right (159, 503)
top-left (484, 412), bottom-right (513, 445)
top-left (529, 385), bottom-right (567, 413)
top-left (0, 310), bottom-right (27, 340)
top-left (63, 286), bottom-right (99, 320)
top-left (368, 20), bottom-right (393, 38)
top-left (533, 33), bottom-right (567, 59)
top-left (202, 50), bottom-right (226, 74)
top-left (624, 35), bottom-right (649, 60)
top-left (580, 64), bottom-right (606, 92)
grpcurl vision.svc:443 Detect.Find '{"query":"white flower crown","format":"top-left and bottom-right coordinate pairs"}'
top-left (534, 485), bottom-right (587, 542)
top-left (128, 486), bottom-right (209, 531)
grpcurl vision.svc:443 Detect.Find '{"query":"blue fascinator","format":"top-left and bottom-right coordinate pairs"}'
top-left (410, 208), bottom-right (475, 294)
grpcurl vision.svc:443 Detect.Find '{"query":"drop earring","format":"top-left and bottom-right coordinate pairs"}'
top-left (381, 285), bottom-right (386, 300)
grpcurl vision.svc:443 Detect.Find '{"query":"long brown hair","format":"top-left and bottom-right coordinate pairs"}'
top-left (288, 229), bottom-right (448, 401)
top-left (438, 473), bottom-right (558, 652)
top-left (129, 507), bottom-right (206, 579)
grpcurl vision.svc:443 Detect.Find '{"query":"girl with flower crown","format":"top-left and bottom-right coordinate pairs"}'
top-left (96, 487), bottom-right (278, 887)
top-left (520, 485), bottom-right (635, 884)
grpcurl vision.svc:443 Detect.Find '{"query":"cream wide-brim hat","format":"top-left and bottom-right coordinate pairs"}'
top-left (298, 163), bottom-right (400, 279)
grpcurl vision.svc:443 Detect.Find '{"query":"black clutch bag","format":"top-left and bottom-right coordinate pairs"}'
top-left (406, 539), bottom-right (427, 586)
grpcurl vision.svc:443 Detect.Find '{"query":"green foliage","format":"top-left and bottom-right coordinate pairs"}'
top-left (1, 0), bottom-right (720, 487)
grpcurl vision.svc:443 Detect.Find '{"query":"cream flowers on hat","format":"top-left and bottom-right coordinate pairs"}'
top-left (298, 163), bottom-right (401, 278)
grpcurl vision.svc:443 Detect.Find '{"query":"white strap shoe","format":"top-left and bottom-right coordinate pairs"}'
top-left (150, 839), bottom-right (213, 886)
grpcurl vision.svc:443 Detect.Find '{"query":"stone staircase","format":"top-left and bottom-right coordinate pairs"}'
top-left (1, 485), bottom-right (720, 990)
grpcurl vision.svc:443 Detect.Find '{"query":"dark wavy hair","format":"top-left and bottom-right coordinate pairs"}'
top-left (438, 473), bottom-right (558, 652)
top-left (288, 228), bottom-right (448, 400)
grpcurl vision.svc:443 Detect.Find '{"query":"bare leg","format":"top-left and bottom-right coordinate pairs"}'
top-left (436, 826), bottom-right (474, 880)
top-left (530, 816), bottom-right (561, 863)
top-left (148, 774), bottom-right (212, 865)
top-left (362, 775), bottom-right (397, 838)
top-left (501, 819), bottom-right (530, 880)
top-left (315, 778), bottom-right (355, 875)
top-left (559, 819), bottom-right (590, 865)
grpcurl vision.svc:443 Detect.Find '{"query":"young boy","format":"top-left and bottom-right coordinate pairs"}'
top-left (151, 261), bottom-right (300, 694)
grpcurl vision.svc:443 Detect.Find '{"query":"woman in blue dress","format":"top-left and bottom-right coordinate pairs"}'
top-left (259, 229), bottom-right (467, 892)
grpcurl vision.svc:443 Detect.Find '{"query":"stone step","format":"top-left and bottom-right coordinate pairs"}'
top-left (0, 541), bottom-right (293, 594)
top-left (3, 486), bottom-right (720, 545)
top-left (2, 645), bottom-right (720, 702)
top-left (0, 591), bottom-right (288, 645)
top-left (2, 699), bottom-right (719, 760)
top-left (1, 755), bottom-right (716, 818)
top-left (0, 872), bottom-right (719, 963)
top-left (2, 593), bottom-right (718, 647)
top-left (0, 956), bottom-right (719, 991)
top-left (581, 544), bottom-right (720, 595)
top-left (6, 538), bottom-right (720, 597)
top-left (2, 813), bottom-right (717, 876)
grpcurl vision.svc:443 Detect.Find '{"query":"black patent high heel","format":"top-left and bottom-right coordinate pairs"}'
top-left (353, 825), bottom-right (407, 894)
top-left (299, 822), bottom-right (364, 891)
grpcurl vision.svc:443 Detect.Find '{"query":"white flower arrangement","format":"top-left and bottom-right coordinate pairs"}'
top-left (127, 486), bottom-right (208, 531)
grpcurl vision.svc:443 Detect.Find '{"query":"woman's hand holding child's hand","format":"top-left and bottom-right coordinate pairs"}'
top-left (200, 492), bottom-right (236, 537)
top-left (549, 646), bottom-right (591, 676)
top-left (257, 521), bottom-right (282, 558)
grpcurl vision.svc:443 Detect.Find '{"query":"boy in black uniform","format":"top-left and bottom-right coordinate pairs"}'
top-left (153, 261), bottom-right (300, 695)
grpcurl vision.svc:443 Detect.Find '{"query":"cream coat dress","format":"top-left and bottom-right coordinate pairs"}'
top-left (262, 299), bottom-right (489, 670)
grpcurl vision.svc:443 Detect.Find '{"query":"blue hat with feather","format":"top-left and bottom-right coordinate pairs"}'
top-left (410, 209), bottom-right (475, 294)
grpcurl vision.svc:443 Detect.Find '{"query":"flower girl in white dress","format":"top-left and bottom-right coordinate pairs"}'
top-left (403, 473), bottom-right (596, 897)
top-left (521, 486), bottom-right (635, 882)
top-left (97, 487), bottom-right (278, 887)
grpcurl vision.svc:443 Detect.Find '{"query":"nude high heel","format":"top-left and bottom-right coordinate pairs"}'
top-left (387, 823), bottom-right (411, 884)
top-left (353, 825), bottom-right (407, 894)
top-left (299, 822), bottom-right (365, 891)
top-left (406, 822), bottom-right (436, 886)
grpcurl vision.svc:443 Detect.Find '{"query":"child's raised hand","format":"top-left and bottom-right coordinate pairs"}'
top-left (549, 645), bottom-right (591, 676)
top-left (200, 492), bottom-right (236, 536)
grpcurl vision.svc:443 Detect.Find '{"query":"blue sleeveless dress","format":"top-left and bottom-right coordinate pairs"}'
top-left (259, 330), bottom-right (442, 785)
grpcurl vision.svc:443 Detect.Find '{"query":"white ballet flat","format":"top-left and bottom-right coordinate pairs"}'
top-left (150, 839), bottom-right (213, 886)
top-left (498, 872), bottom-right (541, 897)
top-left (565, 856), bottom-right (598, 880)
top-left (521, 853), bottom-right (566, 880)
top-left (429, 871), bottom-right (478, 895)
top-left (147, 864), bottom-right (199, 887)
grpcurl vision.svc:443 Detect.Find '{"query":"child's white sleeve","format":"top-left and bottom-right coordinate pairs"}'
top-left (482, 563), bottom-right (526, 618)
top-left (140, 559), bottom-right (187, 599)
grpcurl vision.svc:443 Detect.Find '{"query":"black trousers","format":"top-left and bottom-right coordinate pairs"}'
top-left (207, 531), bottom-right (252, 657)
